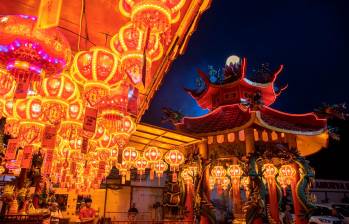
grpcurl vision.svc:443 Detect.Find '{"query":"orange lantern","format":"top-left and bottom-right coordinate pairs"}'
top-left (181, 168), bottom-right (194, 184)
top-left (211, 165), bottom-right (226, 185)
top-left (263, 163), bottom-right (278, 179)
top-left (119, 0), bottom-right (185, 34)
top-left (110, 23), bottom-right (163, 84)
top-left (144, 146), bottom-right (162, 163)
top-left (117, 162), bottom-right (131, 176)
top-left (208, 176), bottom-right (215, 190)
top-left (122, 147), bottom-right (139, 164)
top-left (37, 73), bottom-right (79, 125)
top-left (227, 165), bottom-right (243, 185)
top-left (164, 149), bottom-right (184, 171)
top-left (277, 165), bottom-right (296, 196)
top-left (221, 177), bottom-right (231, 190)
top-left (14, 97), bottom-right (46, 146)
top-left (71, 47), bottom-right (121, 106)
top-left (153, 160), bottom-right (168, 178)
top-left (135, 157), bottom-right (148, 175)
top-left (0, 15), bottom-right (71, 82)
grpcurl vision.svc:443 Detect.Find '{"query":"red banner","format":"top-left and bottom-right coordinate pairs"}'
top-left (83, 107), bottom-right (98, 133)
top-left (43, 149), bottom-right (53, 175)
top-left (81, 137), bottom-right (89, 154)
top-left (21, 145), bottom-right (33, 168)
top-left (42, 125), bottom-right (57, 149)
top-left (5, 139), bottom-right (18, 160)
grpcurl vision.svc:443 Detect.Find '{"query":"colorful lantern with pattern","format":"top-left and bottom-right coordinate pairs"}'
top-left (14, 97), bottom-right (45, 146)
top-left (277, 164), bottom-right (296, 195)
top-left (0, 15), bottom-right (71, 82)
top-left (164, 149), bottom-right (184, 171)
top-left (211, 165), bottom-right (226, 185)
top-left (71, 47), bottom-right (121, 106)
top-left (227, 165), bottom-right (243, 185)
top-left (135, 157), bottom-right (148, 175)
top-left (122, 147), bottom-right (139, 164)
top-left (221, 176), bottom-right (231, 190)
top-left (110, 23), bottom-right (163, 84)
top-left (153, 160), bottom-right (168, 178)
top-left (36, 73), bottom-right (79, 125)
top-left (263, 163), bottom-right (278, 179)
top-left (144, 146), bottom-right (162, 163)
top-left (119, 0), bottom-right (186, 34)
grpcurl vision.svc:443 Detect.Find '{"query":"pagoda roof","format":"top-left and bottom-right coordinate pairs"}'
top-left (186, 58), bottom-right (285, 110)
top-left (175, 104), bottom-right (327, 136)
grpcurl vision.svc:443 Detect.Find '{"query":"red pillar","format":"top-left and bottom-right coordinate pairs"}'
top-left (200, 167), bottom-right (211, 224)
top-left (267, 180), bottom-right (280, 223)
top-left (231, 179), bottom-right (242, 214)
top-left (185, 182), bottom-right (194, 221)
top-left (290, 164), bottom-right (307, 224)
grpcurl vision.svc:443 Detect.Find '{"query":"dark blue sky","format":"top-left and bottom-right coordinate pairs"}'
top-left (142, 0), bottom-right (349, 128)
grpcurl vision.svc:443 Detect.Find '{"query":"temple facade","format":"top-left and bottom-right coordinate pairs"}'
top-left (172, 56), bottom-right (328, 224)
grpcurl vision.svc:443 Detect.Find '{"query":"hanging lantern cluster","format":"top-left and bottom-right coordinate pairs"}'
top-left (209, 164), bottom-right (247, 191)
top-left (0, 6), bottom-right (187, 191)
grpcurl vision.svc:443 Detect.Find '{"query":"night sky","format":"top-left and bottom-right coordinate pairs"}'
top-left (142, 1), bottom-right (349, 179)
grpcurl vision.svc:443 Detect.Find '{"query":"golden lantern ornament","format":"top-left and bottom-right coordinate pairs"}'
top-left (153, 160), bottom-right (168, 184)
top-left (221, 177), bottom-right (231, 191)
top-left (71, 47), bottom-right (121, 107)
top-left (110, 23), bottom-right (163, 85)
top-left (263, 163), bottom-right (278, 181)
top-left (278, 164), bottom-right (296, 195)
top-left (135, 157), bottom-right (148, 176)
top-left (211, 165), bottom-right (227, 186)
top-left (164, 149), bottom-right (184, 172)
top-left (122, 147), bottom-right (139, 165)
top-left (119, 0), bottom-right (186, 34)
top-left (227, 165), bottom-right (243, 185)
top-left (144, 146), bottom-right (162, 163)
top-left (36, 73), bottom-right (79, 125)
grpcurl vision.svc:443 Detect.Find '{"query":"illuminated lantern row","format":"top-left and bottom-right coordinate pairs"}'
top-left (119, 0), bottom-right (186, 34)
top-left (0, 15), bottom-right (71, 82)
top-left (110, 23), bottom-right (163, 84)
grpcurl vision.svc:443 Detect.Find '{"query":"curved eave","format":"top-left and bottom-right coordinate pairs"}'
top-left (175, 104), bottom-right (254, 136)
top-left (255, 106), bottom-right (327, 136)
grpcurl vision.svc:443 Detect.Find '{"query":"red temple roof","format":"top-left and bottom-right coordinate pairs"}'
top-left (175, 104), bottom-right (327, 136)
top-left (186, 58), bottom-right (284, 111)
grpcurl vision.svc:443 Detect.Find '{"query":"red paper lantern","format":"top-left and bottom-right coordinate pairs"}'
top-left (119, 0), bottom-right (185, 33)
top-left (71, 47), bottom-right (121, 106)
top-left (263, 163), bottom-right (278, 179)
top-left (110, 23), bottom-right (163, 84)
